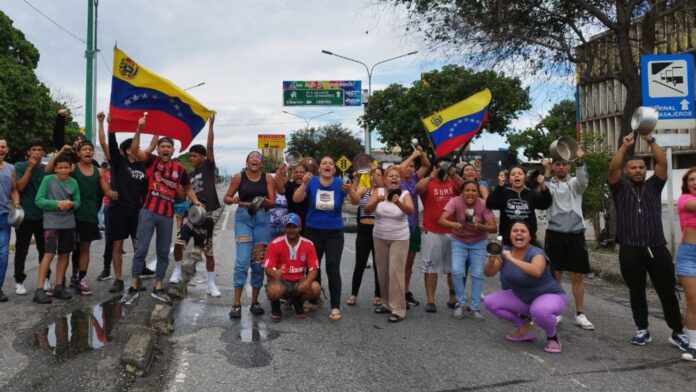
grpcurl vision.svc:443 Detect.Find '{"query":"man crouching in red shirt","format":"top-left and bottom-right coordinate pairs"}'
top-left (263, 213), bottom-right (321, 320)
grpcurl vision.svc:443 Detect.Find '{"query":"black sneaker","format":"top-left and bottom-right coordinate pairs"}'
top-left (669, 332), bottom-right (689, 352)
top-left (405, 292), bottom-right (419, 306)
top-left (96, 269), bottom-right (112, 281)
top-left (69, 275), bottom-right (78, 289)
top-left (270, 301), bottom-right (282, 320)
top-left (292, 298), bottom-right (305, 319)
top-left (140, 267), bottom-right (156, 279)
top-left (151, 289), bottom-right (171, 304)
top-left (249, 302), bottom-right (265, 315)
top-left (425, 303), bottom-right (437, 313)
top-left (33, 289), bottom-right (52, 304)
top-left (0, 289), bottom-right (7, 302)
top-left (630, 329), bottom-right (652, 346)
top-left (682, 346), bottom-right (696, 361)
top-left (121, 287), bottom-right (139, 305)
top-left (229, 304), bottom-right (242, 319)
top-left (52, 285), bottom-right (72, 300)
top-left (109, 279), bottom-right (124, 294)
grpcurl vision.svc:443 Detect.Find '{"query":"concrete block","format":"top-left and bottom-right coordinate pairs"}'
top-left (150, 304), bottom-right (175, 334)
top-left (167, 283), bottom-right (187, 300)
top-left (121, 331), bottom-right (155, 377)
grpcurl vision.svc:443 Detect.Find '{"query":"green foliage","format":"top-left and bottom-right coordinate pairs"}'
top-left (507, 100), bottom-right (576, 160)
top-left (177, 152), bottom-right (194, 173)
top-left (287, 123), bottom-right (364, 163)
top-left (360, 65), bottom-right (530, 157)
top-left (0, 11), bottom-right (80, 161)
top-left (581, 135), bottom-right (611, 242)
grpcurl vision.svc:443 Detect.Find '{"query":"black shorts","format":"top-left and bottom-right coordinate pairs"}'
top-left (281, 280), bottom-right (300, 300)
top-left (175, 216), bottom-right (214, 256)
top-left (545, 230), bottom-right (590, 274)
top-left (110, 207), bottom-right (139, 241)
top-left (44, 229), bottom-right (75, 255)
top-left (75, 221), bottom-right (102, 243)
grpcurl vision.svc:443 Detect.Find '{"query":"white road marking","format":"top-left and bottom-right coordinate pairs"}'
top-left (570, 377), bottom-right (589, 389)
top-left (521, 351), bottom-right (545, 364)
top-left (221, 208), bottom-right (231, 231)
top-left (343, 246), bottom-right (355, 254)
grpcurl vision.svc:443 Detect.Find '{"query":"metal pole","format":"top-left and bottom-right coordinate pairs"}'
top-left (84, 0), bottom-right (95, 140)
top-left (666, 146), bottom-right (676, 255)
top-left (365, 72), bottom-right (371, 155)
top-left (91, 0), bottom-right (98, 144)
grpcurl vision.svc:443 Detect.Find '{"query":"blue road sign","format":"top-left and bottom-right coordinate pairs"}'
top-left (641, 53), bottom-right (695, 129)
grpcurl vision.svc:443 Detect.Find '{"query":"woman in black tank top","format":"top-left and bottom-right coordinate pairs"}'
top-left (223, 151), bottom-right (276, 319)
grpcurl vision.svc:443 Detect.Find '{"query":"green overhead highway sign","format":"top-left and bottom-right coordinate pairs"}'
top-left (284, 89), bottom-right (343, 106)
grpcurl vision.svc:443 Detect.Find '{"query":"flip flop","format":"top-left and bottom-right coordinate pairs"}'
top-left (373, 297), bottom-right (382, 306)
top-left (328, 309), bottom-right (342, 321)
top-left (544, 340), bottom-right (562, 353)
top-left (388, 313), bottom-right (404, 323)
top-left (505, 332), bottom-right (539, 342)
top-left (346, 295), bottom-right (357, 306)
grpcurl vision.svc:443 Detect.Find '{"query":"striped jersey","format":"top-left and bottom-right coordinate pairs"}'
top-left (610, 176), bottom-right (666, 247)
top-left (143, 154), bottom-right (189, 218)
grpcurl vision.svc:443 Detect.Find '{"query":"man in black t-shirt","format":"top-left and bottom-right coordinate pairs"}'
top-left (96, 112), bottom-right (158, 293)
top-left (172, 115), bottom-right (222, 297)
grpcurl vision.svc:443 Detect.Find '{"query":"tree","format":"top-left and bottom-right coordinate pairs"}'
top-left (287, 123), bottom-right (364, 164)
top-left (507, 99), bottom-right (576, 160)
top-left (361, 65), bottom-right (530, 157)
top-left (378, 0), bottom-right (695, 136)
top-left (581, 136), bottom-right (611, 245)
top-left (0, 11), bottom-right (79, 161)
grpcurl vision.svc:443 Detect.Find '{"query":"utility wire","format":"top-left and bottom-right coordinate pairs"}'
top-left (21, 0), bottom-right (86, 44)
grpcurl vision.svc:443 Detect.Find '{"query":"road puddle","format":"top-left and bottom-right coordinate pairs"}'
top-left (239, 316), bottom-right (278, 343)
top-left (35, 299), bottom-right (124, 357)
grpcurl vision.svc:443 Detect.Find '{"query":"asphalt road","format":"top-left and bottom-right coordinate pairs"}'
top-left (159, 206), bottom-right (695, 392)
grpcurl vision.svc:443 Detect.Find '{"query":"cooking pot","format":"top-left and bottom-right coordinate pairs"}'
top-left (631, 106), bottom-right (659, 135)
top-left (549, 136), bottom-right (579, 162)
top-left (8, 206), bottom-right (24, 228)
top-left (187, 205), bottom-right (207, 226)
top-left (285, 151), bottom-right (302, 167)
top-left (353, 153), bottom-right (373, 174)
top-left (487, 236), bottom-right (503, 256)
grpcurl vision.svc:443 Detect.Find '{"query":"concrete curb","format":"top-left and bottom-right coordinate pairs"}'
top-left (121, 329), bottom-right (156, 377)
top-left (150, 304), bottom-right (175, 335)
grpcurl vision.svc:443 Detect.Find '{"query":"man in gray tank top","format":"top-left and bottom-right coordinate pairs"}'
top-left (0, 137), bottom-right (21, 302)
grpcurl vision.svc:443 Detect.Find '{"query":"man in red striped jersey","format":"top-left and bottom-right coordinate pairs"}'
top-left (121, 114), bottom-right (201, 305)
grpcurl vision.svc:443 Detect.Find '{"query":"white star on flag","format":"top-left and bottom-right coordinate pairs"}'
top-left (131, 94), bottom-right (139, 101)
top-left (142, 93), bottom-right (149, 99)
top-left (124, 99), bottom-right (131, 106)
top-left (174, 104), bottom-right (181, 110)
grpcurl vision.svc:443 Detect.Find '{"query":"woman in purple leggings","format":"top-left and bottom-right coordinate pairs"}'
top-left (482, 220), bottom-right (567, 353)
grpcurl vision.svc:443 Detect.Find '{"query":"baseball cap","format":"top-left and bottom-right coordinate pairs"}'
top-left (283, 213), bottom-right (301, 227)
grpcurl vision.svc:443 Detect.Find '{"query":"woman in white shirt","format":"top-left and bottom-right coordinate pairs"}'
top-left (365, 165), bottom-right (414, 322)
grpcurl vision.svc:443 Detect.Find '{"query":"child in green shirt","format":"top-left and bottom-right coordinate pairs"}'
top-left (33, 154), bottom-right (81, 304)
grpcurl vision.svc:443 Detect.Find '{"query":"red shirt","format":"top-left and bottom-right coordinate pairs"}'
top-left (143, 154), bottom-right (189, 217)
top-left (263, 235), bottom-right (319, 282)
top-left (421, 178), bottom-right (459, 233)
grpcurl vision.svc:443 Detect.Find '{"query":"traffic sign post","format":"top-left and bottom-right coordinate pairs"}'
top-left (283, 80), bottom-right (362, 107)
top-left (335, 155), bottom-right (352, 174)
top-left (257, 134), bottom-right (286, 149)
top-left (641, 53), bottom-right (696, 130)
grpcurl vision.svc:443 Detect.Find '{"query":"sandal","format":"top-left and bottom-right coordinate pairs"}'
top-left (388, 313), bottom-right (403, 323)
top-left (544, 339), bottom-right (562, 353)
top-left (373, 297), bottom-right (383, 306)
top-left (374, 306), bottom-right (391, 314)
top-left (346, 295), bottom-right (357, 306)
top-left (328, 308), bottom-right (342, 321)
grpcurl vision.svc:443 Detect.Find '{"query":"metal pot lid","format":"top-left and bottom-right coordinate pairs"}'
top-left (8, 206), bottom-right (25, 228)
top-left (187, 205), bottom-right (207, 225)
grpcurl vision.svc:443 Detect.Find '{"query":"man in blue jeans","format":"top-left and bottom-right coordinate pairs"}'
top-left (120, 114), bottom-right (201, 305)
top-left (0, 137), bottom-right (21, 302)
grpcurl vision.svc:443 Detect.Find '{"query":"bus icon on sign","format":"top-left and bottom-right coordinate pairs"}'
top-left (649, 60), bottom-right (688, 97)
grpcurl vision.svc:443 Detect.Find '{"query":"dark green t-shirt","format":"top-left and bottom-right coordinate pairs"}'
top-left (72, 164), bottom-right (102, 223)
top-left (15, 161), bottom-right (47, 221)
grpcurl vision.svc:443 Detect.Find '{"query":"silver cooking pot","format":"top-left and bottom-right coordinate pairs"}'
top-left (631, 106), bottom-right (659, 135)
top-left (285, 151), bottom-right (302, 167)
top-left (8, 206), bottom-right (25, 228)
top-left (187, 205), bottom-right (207, 226)
top-left (549, 136), bottom-right (579, 162)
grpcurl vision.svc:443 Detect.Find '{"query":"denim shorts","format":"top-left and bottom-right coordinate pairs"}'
top-left (676, 242), bottom-right (696, 277)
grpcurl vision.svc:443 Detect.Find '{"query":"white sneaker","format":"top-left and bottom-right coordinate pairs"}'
top-left (169, 267), bottom-right (182, 284)
top-left (207, 281), bottom-right (221, 297)
top-left (15, 283), bottom-right (27, 295)
top-left (574, 314), bottom-right (595, 330)
top-left (43, 279), bottom-right (51, 291)
top-left (556, 315), bottom-right (563, 325)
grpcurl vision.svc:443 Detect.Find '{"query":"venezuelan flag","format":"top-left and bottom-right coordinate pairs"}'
top-left (422, 89), bottom-right (491, 157)
top-left (109, 48), bottom-right (214, 150)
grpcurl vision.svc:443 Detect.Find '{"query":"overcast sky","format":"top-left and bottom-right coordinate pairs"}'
top-left (3, 0), bottom-right (574, 172)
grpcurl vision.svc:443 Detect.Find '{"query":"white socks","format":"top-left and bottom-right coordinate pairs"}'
top-left (207, 271), bottom-right (215, 283)
top-left (174, 261), bottom-right (182, 271)
top-left (687, 328), bottom-right (696, 349)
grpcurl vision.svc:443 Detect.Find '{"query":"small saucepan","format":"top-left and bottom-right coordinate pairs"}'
top-left (8, 206), bottom-right (25, 228)
top-left (187, 205), bottom-right (207, 226)
top-left (631, 106), bottom-right (659, 135)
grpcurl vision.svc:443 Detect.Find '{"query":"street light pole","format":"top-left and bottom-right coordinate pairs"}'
top-left (282, 110), bottom-right (335, 129)
top-left (184, 82), bottom-right (206, 91)
top-left (321, 49), bottom-right (418, 154)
